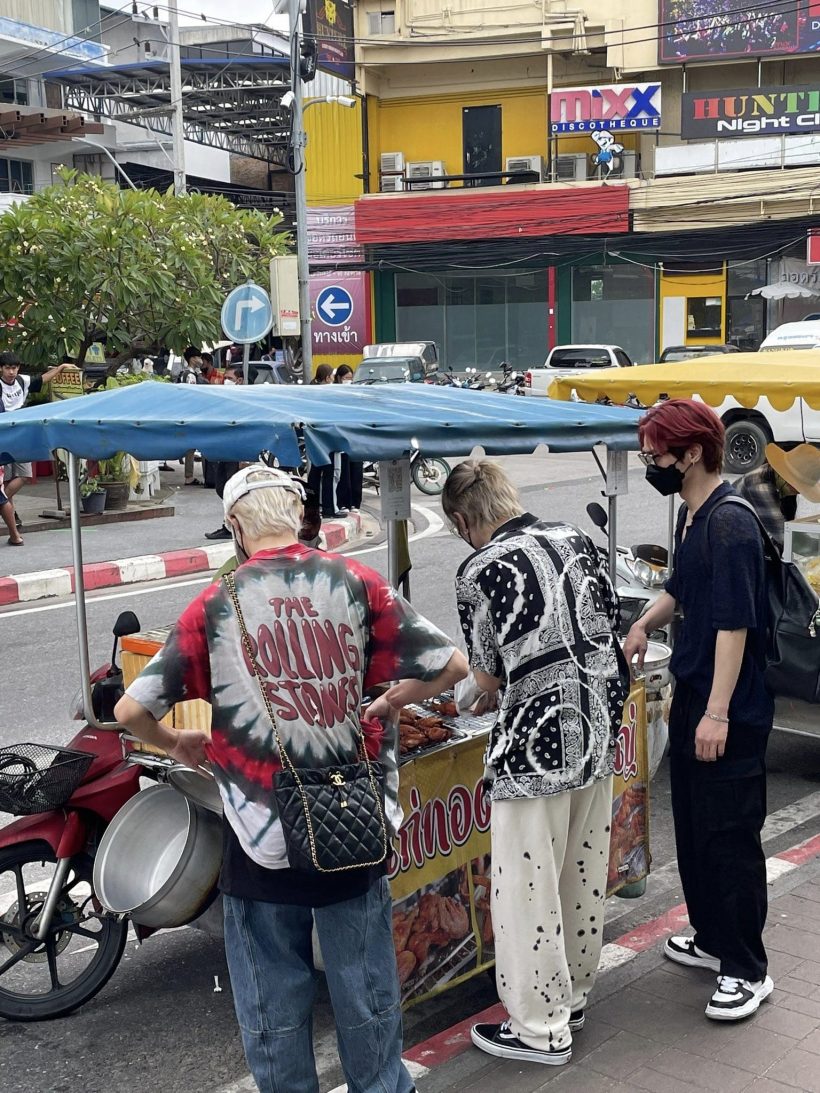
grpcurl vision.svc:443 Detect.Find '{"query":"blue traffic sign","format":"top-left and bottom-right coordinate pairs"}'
top-left (316, 285), bottom-right (353, 328)
top-left (221, 282), bottom-right (274, 344)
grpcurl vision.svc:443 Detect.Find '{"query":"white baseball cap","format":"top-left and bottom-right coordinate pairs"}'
top-left (222, 464), bottom-right (306, 522)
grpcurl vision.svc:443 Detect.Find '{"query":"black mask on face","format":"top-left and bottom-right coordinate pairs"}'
top-left (645, 461), bottom-right (686, 497)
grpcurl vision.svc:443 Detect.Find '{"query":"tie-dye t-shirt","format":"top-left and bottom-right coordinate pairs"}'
top-left (126, 544), bottom-right (456, 877)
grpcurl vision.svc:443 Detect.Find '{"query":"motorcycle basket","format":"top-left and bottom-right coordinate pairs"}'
top-left (0, 743), bottom-right (93, 816)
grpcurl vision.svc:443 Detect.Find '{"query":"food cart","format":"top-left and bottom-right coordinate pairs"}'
top-left (0, 381), bottom-right (651, 1005)
top-left (548, 354), bottom-right (820, 743)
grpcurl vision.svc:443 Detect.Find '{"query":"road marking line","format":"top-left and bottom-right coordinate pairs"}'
top-left (0, 506), bottom-right (440, 618)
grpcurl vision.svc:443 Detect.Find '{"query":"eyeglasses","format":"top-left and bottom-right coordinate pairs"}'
top-left (638, 451), bottom-right (660, 467)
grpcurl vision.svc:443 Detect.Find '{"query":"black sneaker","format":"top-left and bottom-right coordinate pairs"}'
top-left (204, 526), bottom-right (232, 540)
top-left (569, 1010), bottom-right (585, 1032)
top-left (705, 975), bottom-right (774, 1021)
top-left (663, 935), bottom-right (721, 972)
top-left (470, 1021), bottom-right (571, 1065)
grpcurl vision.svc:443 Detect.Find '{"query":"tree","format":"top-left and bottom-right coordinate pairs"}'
top-left (0, 170), bottom-right (290, 364)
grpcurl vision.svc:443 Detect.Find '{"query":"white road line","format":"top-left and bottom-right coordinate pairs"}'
top-left (0, 505), bottom-right (443, 618)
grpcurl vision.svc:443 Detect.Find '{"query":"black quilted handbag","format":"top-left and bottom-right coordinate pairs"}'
top-left (224, 573), bottom-right (389, 874)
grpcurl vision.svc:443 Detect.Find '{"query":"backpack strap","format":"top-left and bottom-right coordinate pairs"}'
top-left (705, 493), bottom-right (779, 565)
top-left (15, 376), bottom-right (24, 393)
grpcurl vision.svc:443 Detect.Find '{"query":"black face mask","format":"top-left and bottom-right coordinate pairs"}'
top-left (645, 461), bottom-right (686, 497)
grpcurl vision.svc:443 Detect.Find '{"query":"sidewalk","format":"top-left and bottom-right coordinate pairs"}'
top-left (410, 840), bottom-right (820, 1093)
top-left (0, 468), bottom-right (374, 605)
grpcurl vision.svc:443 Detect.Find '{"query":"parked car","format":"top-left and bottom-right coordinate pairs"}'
top-left (524, 344), bottom-right (633, 397)
top-left (760, 321), bottom-right (820, 351)
top-left (658, 344), bottom-right (740, 363)
top-left (353, 357), bottom-right (429, 384)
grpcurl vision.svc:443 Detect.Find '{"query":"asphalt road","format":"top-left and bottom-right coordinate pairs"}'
top-left (1, 454), bottom-right (819, 1093)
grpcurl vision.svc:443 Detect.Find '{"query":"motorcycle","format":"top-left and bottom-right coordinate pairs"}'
top-left (497, 361), bottom-right (526, 395)
top-left (0, 612), bottom-right (220, 1021)
top-left (586, 502), bottom-right (671, 640)
top-left (362, 449), bottom-right (452, 497)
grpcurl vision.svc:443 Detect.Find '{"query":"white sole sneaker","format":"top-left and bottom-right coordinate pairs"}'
top-left (705, 975), bottom-right (774, 1021)
top-left (568, 1010), bottom-right (585, 1032)
top-left (470, 1022), bottom-right (572, 1066)
top-left (663, 935), bottom-right (721, 973)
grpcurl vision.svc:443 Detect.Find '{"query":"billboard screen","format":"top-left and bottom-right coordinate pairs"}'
top-left (658, 1), bottom-right (820, 64)
top-left (304, 0), bottom-right (354, 81)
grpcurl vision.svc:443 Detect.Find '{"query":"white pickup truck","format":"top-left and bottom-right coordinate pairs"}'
top-left (529, 342), bottom-right (820, 475)
top-left (524, 344), bottom-right (634, 398)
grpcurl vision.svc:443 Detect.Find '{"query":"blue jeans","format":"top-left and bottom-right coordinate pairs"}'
top-left (223, 877), bottom-right (414, 1093)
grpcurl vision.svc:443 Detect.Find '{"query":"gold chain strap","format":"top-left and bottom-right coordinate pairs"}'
top-left (223, 573), bottom-right (387, 873)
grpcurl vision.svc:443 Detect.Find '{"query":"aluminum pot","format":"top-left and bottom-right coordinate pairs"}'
top-left (93, 783), bottom-right (222, 928)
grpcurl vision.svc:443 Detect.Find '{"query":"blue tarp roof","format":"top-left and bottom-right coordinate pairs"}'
top-left (0, 383), bottom-right (641, 466)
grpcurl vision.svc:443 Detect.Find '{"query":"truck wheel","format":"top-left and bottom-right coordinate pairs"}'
top-left (724, 420), bottom-right (770, 475)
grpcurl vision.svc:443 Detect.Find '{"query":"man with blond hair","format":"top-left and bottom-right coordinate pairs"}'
top-left (117, 463), bottom-right (467, 1093)
top-left (442, 459), bottom-right (628, 1067)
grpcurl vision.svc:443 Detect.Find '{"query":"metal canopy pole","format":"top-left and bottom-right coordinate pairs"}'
top-left (68, 453), bottom-right (109, 731)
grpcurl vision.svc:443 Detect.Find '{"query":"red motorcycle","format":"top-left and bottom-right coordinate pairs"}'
top-left (0, 612), bottom-right (184, 1021)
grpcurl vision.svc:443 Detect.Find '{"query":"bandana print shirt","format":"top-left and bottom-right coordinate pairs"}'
top-left (126, 544), bottom-right (456, 869)
top-left (456, 514), bottom-right (628, 802)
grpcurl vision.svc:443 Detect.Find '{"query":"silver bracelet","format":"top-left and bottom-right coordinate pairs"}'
top-left (705, 710), bottom-right (729, 724)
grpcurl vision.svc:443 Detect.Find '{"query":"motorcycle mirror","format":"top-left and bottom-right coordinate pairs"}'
top-left (586, 502), bottom-right (608, 531)
top-left (113, 610), bottom-right (141, 638)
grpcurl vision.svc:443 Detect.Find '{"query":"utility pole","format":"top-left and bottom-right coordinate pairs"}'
top-left (289, 0), bottom-right (313, 376)
top-left (167, 0), bottom-right (187, 196)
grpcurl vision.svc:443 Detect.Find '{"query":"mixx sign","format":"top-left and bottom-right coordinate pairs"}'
top-left (682, 86), bottom-right (820, 139)
top-left (550, 83), bottom-right (662, 134)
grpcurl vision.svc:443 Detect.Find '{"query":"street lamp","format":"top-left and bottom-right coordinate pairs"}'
top-left (70, 136), bottom-right (138, 191)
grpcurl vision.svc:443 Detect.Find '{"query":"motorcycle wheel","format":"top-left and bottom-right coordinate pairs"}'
top-left (411, 457), bottom-right (451, 496)
top-left (0, 842), bottom-right (128, 1021)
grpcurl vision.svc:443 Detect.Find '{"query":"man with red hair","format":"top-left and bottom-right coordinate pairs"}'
top-left (624, 399), bottom-right (774, 1023)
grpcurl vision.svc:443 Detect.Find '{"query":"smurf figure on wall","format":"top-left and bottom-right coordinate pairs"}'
top-left (591, 130), bottom-right (624, 178)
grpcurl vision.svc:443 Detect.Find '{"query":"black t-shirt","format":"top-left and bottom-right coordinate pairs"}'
top-left (666, 482), bottom-right (774, 743)
top-left (219, 818), bottom-right (384, 906)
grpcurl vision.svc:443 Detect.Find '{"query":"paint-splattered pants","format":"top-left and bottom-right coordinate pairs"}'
top-left (490, 775), bottom-right (612, 1052)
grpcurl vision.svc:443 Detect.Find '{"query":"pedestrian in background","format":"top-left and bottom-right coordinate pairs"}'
top-left (117, 464), bottom-right (466, 1093)
top-left (1, 351), bottom-right (72, 527)
top-left (736, 443), bottom-right (820, 554)
top-left (178, 346), bottom-right (207, 485)
top-left (308, 365), bottom-right (344, 517)
top-left (443, 460), bottom-right (628, 1067)
top-left (625, 398), bottom-right (774, 1022)
top-left (334, 365), bottom-right (363, 513)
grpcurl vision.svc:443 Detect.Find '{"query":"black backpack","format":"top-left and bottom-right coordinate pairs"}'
top-left (706, 495), bottom-right (820, 704)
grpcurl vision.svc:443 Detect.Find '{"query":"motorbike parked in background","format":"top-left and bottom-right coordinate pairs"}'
top-left (586, 502), bottom-right (671, 641)
top-left (362, 449), bottom-right (452, 497)
top-left (497, 361), bottom-right (526, 395)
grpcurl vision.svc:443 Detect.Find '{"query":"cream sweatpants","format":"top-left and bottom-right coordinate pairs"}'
top-left (491, 775), bottom-right (613, 1053)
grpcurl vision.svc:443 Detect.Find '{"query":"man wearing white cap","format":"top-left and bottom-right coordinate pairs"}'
top-left (116, 463), bottom-right (467, 1093)
top-left (736, 443), bottom-right (820, 553)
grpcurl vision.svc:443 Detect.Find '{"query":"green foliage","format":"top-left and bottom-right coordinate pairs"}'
top-left (0, 170), bottom-right (289, 364)
top-left (96, 452), bottom-right (129, 481)
top-left (79, 475), bottom-right (104, 498)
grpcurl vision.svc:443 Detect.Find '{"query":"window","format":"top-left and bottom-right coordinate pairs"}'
top-left (0, 158), bottom-right (33, 195)
top-left (367, 10), bottom-right (396, 34)
top-left (0, 78), bottom-right (28, 106)
top-left (571, 264), bottom-right (655, 364)
top-left (615, 349), bottom-right (634, 367)
top-left (687, 297), bottom-right (722, 338)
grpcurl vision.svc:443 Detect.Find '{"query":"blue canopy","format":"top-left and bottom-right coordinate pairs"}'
top-left (0, 383), bottom-right (641, 466)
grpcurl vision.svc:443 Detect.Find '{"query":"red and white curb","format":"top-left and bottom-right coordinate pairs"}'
top-left (402, 830), bottom-right (820, 1076)
top-left (0, 516), bottom-right (362, 606)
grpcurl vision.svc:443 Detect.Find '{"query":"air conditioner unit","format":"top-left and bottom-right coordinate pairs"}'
top-left (380, 174), bottom-right (405, 192)
top-left (380, 151), bottom-right (405, 174)
top-left (620, 151), bottom-right (641, 179)
top-left (505, 155), bottom-right (545, 181)
top-left (554, 153), bottom-right (587, 182)
top-left (407, 160), bottom-right (447, 189)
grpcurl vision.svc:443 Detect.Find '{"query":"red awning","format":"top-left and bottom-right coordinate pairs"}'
top-left (354, 185), bottom-right (629, 245)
